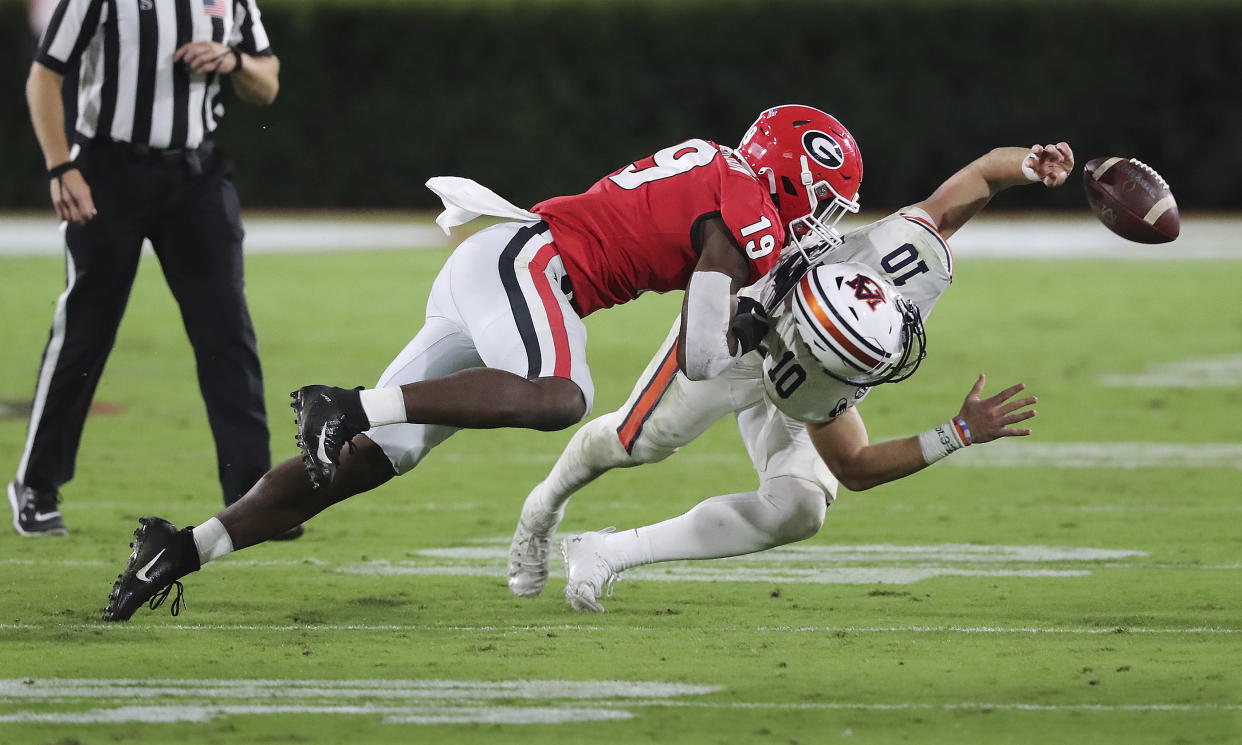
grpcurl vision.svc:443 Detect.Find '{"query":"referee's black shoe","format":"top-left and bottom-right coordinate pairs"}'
top-left (291, 385), bottom-right (370, 490)
top-left (8, 481), bottom-right (68, 537)
top-left (102, 517), bottom-right (200, 622)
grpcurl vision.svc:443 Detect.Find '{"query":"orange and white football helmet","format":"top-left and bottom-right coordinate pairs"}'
top-left (737, 105), bottom-right (863, 260)
top-left (787, 262), bottom-right (925, 386)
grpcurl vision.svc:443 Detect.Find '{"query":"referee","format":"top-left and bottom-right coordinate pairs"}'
top-left (11, 0), bottom-right (281, 537)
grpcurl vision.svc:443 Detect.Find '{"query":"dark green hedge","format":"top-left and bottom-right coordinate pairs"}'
top-left (4, 1), bottom-right (1238, 211)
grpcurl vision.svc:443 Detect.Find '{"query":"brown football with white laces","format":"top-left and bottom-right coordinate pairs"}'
top-left (1083, 156), bottom-right (1179, 244)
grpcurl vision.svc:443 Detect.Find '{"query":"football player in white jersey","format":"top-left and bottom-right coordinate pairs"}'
top-left (508, 141), bottom-right (1075, 611)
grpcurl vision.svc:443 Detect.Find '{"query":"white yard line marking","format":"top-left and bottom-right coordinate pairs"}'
top-left (408, 442), bottom-right (1242, 470)
top-left (417, 543), bottom-right (1147, 562)
top-left (0, 679), bottom-right (1234, 726)
top-left (2, 623), bottom-right (1236, 634)
top-left (614, 700), bottom-right (1242, 712)
top-left (951, 441), bottom-right (1242, 470)
top-left (336, 541), bottom-right (1157, 585)
top-left (1099, 356), bottom-right (1242, 388)
top-left (0, 217), bottom-right (450, 257)
top-left (3, 214), bottom-right (1240, 259)
top-left (0, 705), bottom-right (633, 725)
top-left (338, 564), bottom-right (1092, 583)
top-left (0, 678), bottom-right (710, 725)
top-left (0, 678), bottom-right (720, 699)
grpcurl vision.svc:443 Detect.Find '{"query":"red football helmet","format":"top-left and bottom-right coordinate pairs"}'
top-left (737, 105), bottom-right (863, 259)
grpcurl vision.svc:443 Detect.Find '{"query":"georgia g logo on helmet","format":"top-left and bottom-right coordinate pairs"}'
top-left (803, 131), bottom-right (845, 170)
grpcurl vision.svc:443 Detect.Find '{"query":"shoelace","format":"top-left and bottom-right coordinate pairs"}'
top-left (514, 536), bottom-right (551, 566)
top-left (600, 570), bottom-right (620, 598)
top-left (147, 580), bottom-right (186, 616)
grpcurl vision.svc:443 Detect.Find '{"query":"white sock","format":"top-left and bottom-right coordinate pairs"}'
top-left (600, 528), bottom-right (653, 573)
top-left (520, 481), bottom-right (565, 532)
top-left (359, 387), bottom-right (406, 427)
top-left (540, 413), bottom-right (634, 514)
top-left (192, 517), bottom-right (234, 564)
top-left (607, 491), bottom-right (792, 571)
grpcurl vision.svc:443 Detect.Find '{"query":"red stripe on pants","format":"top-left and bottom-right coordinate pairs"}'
top-left (528, 245), bottom-right (572, 378)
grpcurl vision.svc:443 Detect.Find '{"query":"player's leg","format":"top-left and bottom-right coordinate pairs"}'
top-left (292, 222), bottom-right (593, 487)
top-left (102, 223), bottom-right (590, 620)
top-left (101, 249), bottom-right (468, 619)
top-left (11, 145), bottom-right (147, 536)
top-left (512, 325), bottom-right (757, 596)
top-left (148, 154), bottom-right (271, 507)
top-left (100, 310), bottom-right (480, 622)
top-left (563, 399), bottom-right (835, 611)
top-left (209, 312), bottom-right (482, 550)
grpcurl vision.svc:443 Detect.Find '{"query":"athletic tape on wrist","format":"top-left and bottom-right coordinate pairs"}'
top-left (1020, 153), bottom-right (1040, 183)
top-left (917, 416), bottom-right (972, 464)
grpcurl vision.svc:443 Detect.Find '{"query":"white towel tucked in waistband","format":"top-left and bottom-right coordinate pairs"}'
top-left (425, 176), bottom-right (541, 236)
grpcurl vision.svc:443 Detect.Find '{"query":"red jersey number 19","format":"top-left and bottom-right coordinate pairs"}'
top-left (739, 215), bottom-right (776, 259)
top-left (608, 139), bottom-right (719, 190)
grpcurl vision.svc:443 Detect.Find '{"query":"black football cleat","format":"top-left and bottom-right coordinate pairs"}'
top-left (8, 481), bottom-right (68, 537)
top-left (102, 517), bottom-right (200, 622)
top-left (290, 385), bottom-right (370, 489)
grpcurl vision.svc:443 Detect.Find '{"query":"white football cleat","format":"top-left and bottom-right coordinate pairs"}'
top-left (561, 527), bottom-right (620, 613)
top-left (506, 487), bottom-right (564, 597)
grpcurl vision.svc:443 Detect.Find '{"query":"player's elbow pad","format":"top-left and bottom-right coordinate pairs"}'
top-left (682, 271), bottom-right (737, 381)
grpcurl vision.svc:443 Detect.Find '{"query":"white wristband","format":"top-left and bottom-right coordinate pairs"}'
top-left (917, 416), bottom-right (972, 464)
top-left (359, 387), bottom-right (406, 427)
top-left (1020, 152), bottom-right (1040, 183)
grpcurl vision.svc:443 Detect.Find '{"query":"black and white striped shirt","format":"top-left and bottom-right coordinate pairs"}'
top-left (37, 0), bottom-right (273, 150)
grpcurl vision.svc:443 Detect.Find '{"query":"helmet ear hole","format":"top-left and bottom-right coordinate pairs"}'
top-left (781, 176), bottom-right (798, 197)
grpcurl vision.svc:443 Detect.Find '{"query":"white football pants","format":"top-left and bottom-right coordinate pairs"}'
top-left (367, 221), bottom-right (594, 474)
top-left (523, 317), bottom-right (838, 568)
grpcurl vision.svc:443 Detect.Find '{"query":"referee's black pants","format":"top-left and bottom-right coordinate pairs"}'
top-left (17, 140), bottom-right (271, 506)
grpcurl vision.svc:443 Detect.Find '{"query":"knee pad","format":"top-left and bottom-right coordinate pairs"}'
top-left (758, 475), bottom-right (829, 544)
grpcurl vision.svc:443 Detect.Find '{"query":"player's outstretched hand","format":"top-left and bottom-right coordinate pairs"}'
top-left (1027, 142), bottom-right (1074, 187)
top-left (957, 373), bottom-right (1037, 445)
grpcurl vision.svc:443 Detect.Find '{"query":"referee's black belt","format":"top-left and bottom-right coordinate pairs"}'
top-left (85, 137), bottom-right (214, 173)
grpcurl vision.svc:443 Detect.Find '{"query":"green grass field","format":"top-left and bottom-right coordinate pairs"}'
top-left (1, 226), bottom-right (1239, 744)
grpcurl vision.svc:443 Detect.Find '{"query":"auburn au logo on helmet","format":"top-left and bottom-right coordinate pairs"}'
top-left (844, 273), bottom-right (887, 310)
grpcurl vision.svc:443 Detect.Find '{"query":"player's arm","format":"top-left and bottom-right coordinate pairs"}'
top-left (230, 52), bottom-right (280, 105)
top-left (173, 44), bottom-right (280, 105)
top-left (677, 215), bottom-right (756, 381)
top-left (27, 61), bottom-right (96, 225)
top-left (915, 143), bottom-right (1074, 240)
top-left (808, 374), bottom-right (1037, 492)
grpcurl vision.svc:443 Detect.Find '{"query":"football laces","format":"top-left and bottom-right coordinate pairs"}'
top-left (1128, 158), bottom-right (1169, 190)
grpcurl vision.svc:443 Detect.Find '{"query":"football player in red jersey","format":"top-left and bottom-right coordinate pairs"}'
top-left (505, 142), bottom-right (1075, 611)
top-left (100, 105), bottom-right (863, 621)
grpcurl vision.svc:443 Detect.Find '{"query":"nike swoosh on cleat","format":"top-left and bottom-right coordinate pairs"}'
top-left (315, 424), bottom-right (331, 466)
top-left (33, 511), bottom-right (61, 521)
top-left (135, 548), bottom-right (166, 582)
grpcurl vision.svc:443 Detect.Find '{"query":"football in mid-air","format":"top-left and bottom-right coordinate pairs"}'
top-left (1083, 156), bottom-right (1179, 243)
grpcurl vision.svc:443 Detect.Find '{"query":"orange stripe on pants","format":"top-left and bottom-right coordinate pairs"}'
top-left (616, 341), bottom-right (680, 454)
